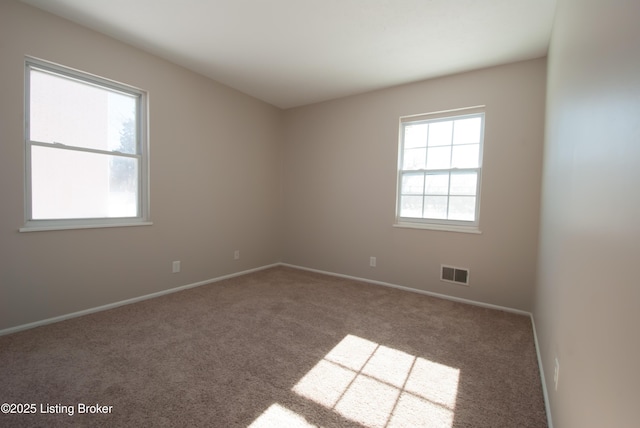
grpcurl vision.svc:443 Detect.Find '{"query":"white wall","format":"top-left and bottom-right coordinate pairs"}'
top-left (282, 58), bottom-right (546, 311)
top-left (0, 0), bottom-right (283, 331)
top-left (534, 0), bottom-right (640, 426)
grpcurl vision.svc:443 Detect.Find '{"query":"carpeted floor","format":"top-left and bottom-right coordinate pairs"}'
top-left (0, 266), bottom-right (547, 427)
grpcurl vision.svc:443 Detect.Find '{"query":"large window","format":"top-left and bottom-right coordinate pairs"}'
top-left (23, 58), bottom-right (149, 231)
top-left (396, 107), bottom-right (484, 232)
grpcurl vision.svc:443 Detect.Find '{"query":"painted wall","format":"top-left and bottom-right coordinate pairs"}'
top-left (534, 0), bottom-right (640, 426)
top-left (0, 0), bottom-right (283, 331)
top-left (282, 58), bottom-right (546, 311)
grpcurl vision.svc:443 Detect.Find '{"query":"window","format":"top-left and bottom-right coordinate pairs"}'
top-left (396, 107), bottom-right (484, 232)
top-left (22, 58), bottom-right (150, 231)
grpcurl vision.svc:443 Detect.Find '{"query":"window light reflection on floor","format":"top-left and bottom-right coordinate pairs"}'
top-left (292, 334), bottom-right (460, 428)
top-left (248, 403), bottom-right (315, 428)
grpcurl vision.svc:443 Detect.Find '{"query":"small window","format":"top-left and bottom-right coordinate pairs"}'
top-left (396, 107), bottom-right (484, 232)
top-left (22, 58), bottom-right (150, 231)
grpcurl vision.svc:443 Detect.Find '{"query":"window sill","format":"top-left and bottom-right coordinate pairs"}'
top-left (393, 222), bottom-right (482, 234)
top-left (19, 221), bottom-right (153, 233)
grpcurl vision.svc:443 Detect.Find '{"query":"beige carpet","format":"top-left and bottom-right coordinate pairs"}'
top-left (0, 266), bottom-right (547, 427)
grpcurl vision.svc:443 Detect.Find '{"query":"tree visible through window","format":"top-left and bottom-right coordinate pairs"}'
top-left (396, 109), bottom-right (484, 230)
top-left (23, 58), bottom-right (149, 231)
top-left (110, 118), bottom-right (137, 194)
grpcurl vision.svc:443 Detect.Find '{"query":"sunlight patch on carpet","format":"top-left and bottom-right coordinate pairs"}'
top-left (292, 334), bottom-right (459, 428)
top-left (248, 403), bottom-right (315, 428)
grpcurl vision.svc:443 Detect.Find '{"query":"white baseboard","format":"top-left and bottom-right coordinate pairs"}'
top-left (530, 314), bottom-right (554, 428)
top-left (0, 263), bottom-right (279, 337)
top-left (280, 263), bottom-right (531, 316)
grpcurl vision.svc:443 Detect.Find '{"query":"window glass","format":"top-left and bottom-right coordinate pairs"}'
top-left (23, 58), bottom-right (149, 231)
top-left (397, 110), bottom-right (484, 229)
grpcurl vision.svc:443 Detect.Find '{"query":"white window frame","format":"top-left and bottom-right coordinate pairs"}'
top-left (395, 106), bottom-right (485, 234)
top-left (21, 57), bottom-right (151, 232)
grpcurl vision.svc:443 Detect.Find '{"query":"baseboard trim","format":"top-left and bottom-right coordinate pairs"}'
top-left (0, 263), bottom-right (280, 337)
top-left (530, 314), bottom-right (554, 428)
top-left (280, 263), bottom-right (531, 316)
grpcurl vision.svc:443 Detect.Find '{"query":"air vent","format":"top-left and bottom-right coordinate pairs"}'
top-left (440, 265), bottom-right (469, 286)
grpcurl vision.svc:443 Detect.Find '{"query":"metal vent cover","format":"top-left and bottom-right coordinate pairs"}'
top-left (441, 265), bottom-right (469, 286)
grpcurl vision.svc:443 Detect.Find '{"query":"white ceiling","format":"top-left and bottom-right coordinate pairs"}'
top-left (21, 0), bottom-right (557, 109)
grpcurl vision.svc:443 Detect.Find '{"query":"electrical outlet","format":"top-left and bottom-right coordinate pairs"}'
top-left (172, 261), bottom-right (181, 273)
top-left (554, 357), bottom-right (560, 390)
top-left (369, 256), bottom-right (376, 267)
top-left (234, 250), bottom-right (240, 260)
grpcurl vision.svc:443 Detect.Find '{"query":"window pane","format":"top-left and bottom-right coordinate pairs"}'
top-left (398, 111), bottom-right (483, 225)
top-left (404, 123), bottom-right (428, 149)
top-left (401, 172), bottom-right (425, 195)
top-left (403, 148), bottom-right (426, 170)
top-left (426, 146), bottom-right (451, 170)
top-left (453, 117), bottom-right (482, 145)
top-left (31, 145), bottom-right (138, 219)
top-left (424, 196), bottom-right (448, 219)
top-left (30, 69), bottom-right (137, 153)
top-left (400, 196), bottom-right (423, 218)
top-left (451, 144), bottom-right (479, 168)
top-left (448, 196), bottom-right (476, 221)
top-left (425, 173), bottom-right (449, 195)
top-left (427, 120), bottom-right (453, 147)
top-left (449, 172), bottom-right (477, 195)
top-left (109, 157), bottom-right (139, 216)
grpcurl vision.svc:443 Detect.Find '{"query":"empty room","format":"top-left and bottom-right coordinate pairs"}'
top-left (1, 0), bottom-right (638, 427)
